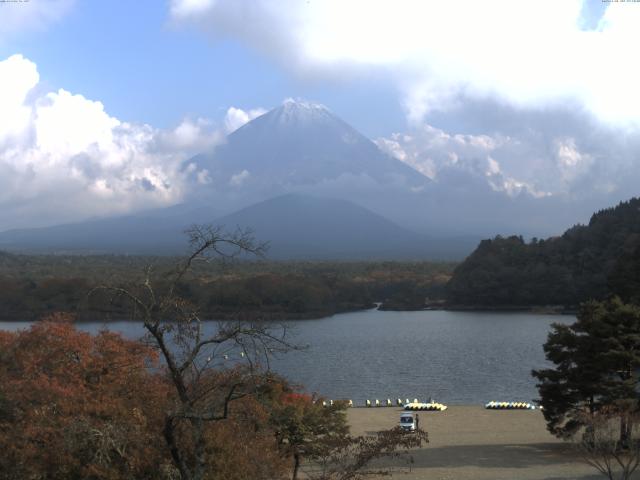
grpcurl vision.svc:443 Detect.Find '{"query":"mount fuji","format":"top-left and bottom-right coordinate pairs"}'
top-left (0, 100), bottom-right (481, 259)
top-left (186, 99), bottom-right (429, 193)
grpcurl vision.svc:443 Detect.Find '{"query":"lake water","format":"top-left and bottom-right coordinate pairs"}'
top-left (0, 308), bottom-right (574, 405)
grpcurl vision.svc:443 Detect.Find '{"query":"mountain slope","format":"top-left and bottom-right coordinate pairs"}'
top-left (0, 194), bottom-right (475, 259)
top-left (446, 197), bottom-right (640, 306)
top-left (0, 204), bottom-right (221, 254)
top-left (187, 99), bottom-right (429, 191)
top-left (186, 99), bottom-right (556, 238)
top-left (216, 194), bottom-right (439, 259)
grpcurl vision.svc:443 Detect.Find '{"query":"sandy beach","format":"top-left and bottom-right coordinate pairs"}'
top-left (346, 406), bottom-right (605, 480)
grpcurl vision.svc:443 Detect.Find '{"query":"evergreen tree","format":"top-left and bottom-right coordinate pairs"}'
top-left (608, 242), bottom-right (640, 305)
top-left (447, 197), bottom-right (640, 307)
top-left (533, 298), bottom-right (640, 441)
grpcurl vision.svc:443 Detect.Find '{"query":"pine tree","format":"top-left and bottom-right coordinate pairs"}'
top-left (533, 298), bottom-right (640, 442)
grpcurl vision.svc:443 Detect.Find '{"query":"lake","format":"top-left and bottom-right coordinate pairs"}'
top-left (0, 308), bottom-right (573, 405)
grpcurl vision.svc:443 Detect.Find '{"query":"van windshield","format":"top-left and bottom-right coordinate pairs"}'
top-left (400, 417), bottom-right (413, 423)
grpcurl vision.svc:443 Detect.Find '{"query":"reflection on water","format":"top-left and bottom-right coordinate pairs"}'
top-left (0, 308), bottom-right (573, 405)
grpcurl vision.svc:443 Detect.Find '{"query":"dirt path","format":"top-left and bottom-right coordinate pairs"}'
top-left (346, 406), bottom-right (607, 480)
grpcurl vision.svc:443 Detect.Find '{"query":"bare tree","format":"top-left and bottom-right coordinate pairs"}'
top-left (305, 427), bottom-right (428, 480)
top-left (576, 405), bottom-right (640, 480)
top-left (92, 225), bottom-right (295, 480)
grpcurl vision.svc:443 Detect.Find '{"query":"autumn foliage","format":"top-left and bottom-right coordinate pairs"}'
top-left (0, 313), bottom-right (171, 479)
top-left (0, 315), bottom-right (302, 479)
top-left (0, 313), bottom-right (425, 480)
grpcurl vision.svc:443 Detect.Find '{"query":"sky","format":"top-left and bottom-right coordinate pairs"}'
top-left (1, 0), bottom-right (639, 233)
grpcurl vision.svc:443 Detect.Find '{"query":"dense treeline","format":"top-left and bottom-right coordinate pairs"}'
top-left (0, 254), bottom-right (454, 321)
top-left (446, 197), bottom-right (640, 307)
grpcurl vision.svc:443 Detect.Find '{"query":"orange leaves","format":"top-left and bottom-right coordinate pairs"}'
top-left (281, 392), bottom-right (314, 405)
top-left (0, 314), bottom-right (346, 479)
top-left (0, 316), bottom-right (171, 479)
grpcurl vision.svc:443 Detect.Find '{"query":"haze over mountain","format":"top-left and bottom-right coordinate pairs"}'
top-left (0, 99), bottom-right (595, 257)
top-left (181, 99), bottom-right (439, 231)
top-left (0, 203), bottom-right (221, 255)
top-left (182, 100), bottom-right (577, 238)
top-left (215, 194), bottom-right (476, 259)
top-left (4, 4), bottom-right (640, 252)
top-left (0, 193), bottom-right (478, 259)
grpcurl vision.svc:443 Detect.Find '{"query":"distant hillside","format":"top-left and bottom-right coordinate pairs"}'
top-left (0, 193), bottom-right (477, 259)
top-left (446, 197), bottom-right (640, 307)
top-left (0, 204), bottom-right (221, 255)
top-left (215, 194), bottom-right (474, 260)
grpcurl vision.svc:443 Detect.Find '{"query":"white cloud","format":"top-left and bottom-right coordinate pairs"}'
top-left (376, 125), bottom-right (503, 179)
top-left (196, 168), bottom-right (212, 185)
top-left (376, 124), bottom-right (552, 198)
top-left (554, 137), bottom-right (593, 185)
top-left (556, 137), bottom-right (585, 168)
top-left (486, 156), bottom-right (501, 176)
top-left (169, 0), bottom-right (216, 19)
top-left (0, 54), bottom-right (225, 230)
top-left (0, 0), bottom-right (75, 42)
top-left (157, 117), bottom-right (223, 153)
top-left (224, 106), bottom-right (267, 133)
top-left (0, 54), bottom-right (38, 145)
top-left (229, 169), bottom-right (250, 187)
top-left (169, 0), bottom-right (640, 127)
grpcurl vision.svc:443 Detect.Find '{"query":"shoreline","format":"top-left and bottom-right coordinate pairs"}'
top-left (438, 304), bottom-right (577, 315)
top-left (0, 303), bottom-right (576, 324)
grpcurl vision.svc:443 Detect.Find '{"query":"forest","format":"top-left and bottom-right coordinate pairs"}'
top-left (0, 251), bottom-right (454, 321)
top-left (446, 197), bottom-right (640, 308)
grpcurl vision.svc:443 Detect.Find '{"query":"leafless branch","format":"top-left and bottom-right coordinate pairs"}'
top-left (89, 224), bottom-right (296, 480)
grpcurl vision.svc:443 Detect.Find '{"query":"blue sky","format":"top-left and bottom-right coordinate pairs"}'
top-left (0, 0), bottom-right (405, 137)
top-left (1, 0), bottom-right (640, 232)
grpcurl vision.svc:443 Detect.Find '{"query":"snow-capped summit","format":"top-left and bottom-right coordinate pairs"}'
top-left (252, 98), bottom-right (334, 129)
top-left (190, 99), bottom-right (429, 191)
top-left (281, 97), bottom-right (329, 113)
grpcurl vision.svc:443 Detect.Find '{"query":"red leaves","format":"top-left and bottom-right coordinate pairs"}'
top-left (281, 392), bottom-right (313, 405)
top-left (0, 314), bottom-right (170, 479)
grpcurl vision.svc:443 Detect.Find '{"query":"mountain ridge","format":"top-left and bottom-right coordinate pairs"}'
top-left (0, 193), bottom-right (476, 259)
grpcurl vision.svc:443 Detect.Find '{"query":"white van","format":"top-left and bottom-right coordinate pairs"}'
top-left (399, 412), bottom-right (416, 432)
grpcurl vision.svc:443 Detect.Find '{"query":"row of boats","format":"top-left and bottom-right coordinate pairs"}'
top-left (404, 402), bottom-right (448, 411)
top-left (319, 399), bottom-right (538, 410)
top-left (320, 399), bottom-right (448, 409)
top-left (364, 398), bottom-right (436, 408)
top-left (485, 401), bottom-right (537, 410)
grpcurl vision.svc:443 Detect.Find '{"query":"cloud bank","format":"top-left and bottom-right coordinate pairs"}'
top-left (168, 0), bottom-right (640, 231)
top-left (169, 0), bottom-right (640, 127)
top-left (375, 124), bottom-right (570, 199)
top-left (0, 54), bottom-right (260, 230)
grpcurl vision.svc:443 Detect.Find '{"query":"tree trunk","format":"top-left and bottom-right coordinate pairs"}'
top-left (292, 452), bottom-right (301, 480)
top-left (193, 418), bottom-right (206, 480)
top-left (620, 415), bottom-right (632, 450)
top-left (164, 416), bottom-right (192, 480)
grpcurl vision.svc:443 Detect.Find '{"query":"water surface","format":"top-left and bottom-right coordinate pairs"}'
top-left (0, 308), bottom-right (573, 405)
